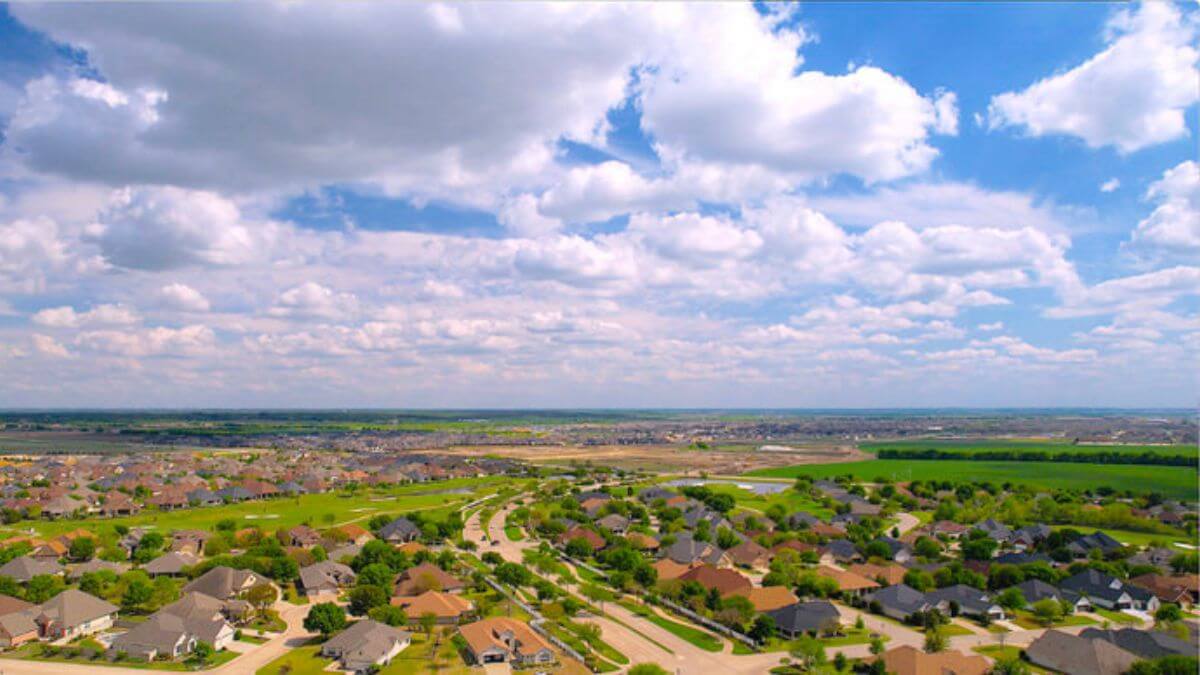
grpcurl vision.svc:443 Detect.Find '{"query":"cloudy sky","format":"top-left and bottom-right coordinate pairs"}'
top-left (0, 2), bottom-right (1196, 408)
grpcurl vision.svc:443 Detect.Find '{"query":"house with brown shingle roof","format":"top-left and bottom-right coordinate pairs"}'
top-left (678, 564), bottom-right (752, 595)
top-left (816, 565), bottom-right (880, 597)
top-left (725, 540), bottom-right (772, 569)
top-left (459, 617), bottom-right (554, 666)
top-left (391, 590), bottom-right (474, 624)
top-left (394, 563), bottom-right (463, 596)
top-left (874, 645), bottom-right (990, 675)
top-left (724, 586), bottom-right (798, 612)
top-left (847, 562), bottom-right (907, 587)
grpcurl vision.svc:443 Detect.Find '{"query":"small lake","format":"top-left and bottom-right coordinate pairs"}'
top-left (665, 478), bottom-right (790, 495)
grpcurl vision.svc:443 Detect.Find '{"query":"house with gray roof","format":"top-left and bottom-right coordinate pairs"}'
top-left (143, 551), bottom-right (200, 577)
top-left (1025, 630), bottom-right (1138, 675)
top-left (926, 584), bottom-right (1004, 621)
top-left (378, 517), bottom-right (421, 543)
top-left (33, 589), bottom-right (119, 640)
top-left (767, 601), bottom-right (840, 638)
top-left (868, 584), bottom-right (941, 621)
top-left (662, 533), bottom-right (726, 566)
top-left (1015, 579), bottom-right (1091, 612)
top-left (1080, 627), bottom-right (1196, 660)
top-left (321, 619), bottom-right (411, 673)
top-left (0, 556), bottom-right (63, 583)
top-left (299, 561), bottom-right (356, 599)
top-left (183, 566), bottom-right (260, 601)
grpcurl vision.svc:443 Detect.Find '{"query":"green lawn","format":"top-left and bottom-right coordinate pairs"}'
top-left (256, 643), bottom-right (330, 675)
top-left (861, 440), bottom-right (1195, 457)
top-left (1048, 525), bottom-right (1193, 548)
top-left (939, 623), bottom-right (974, 637)
top-left (9, 643), bottom-right (238, 671)
top-left (973, 646), bottom-right (1052, 674)
top-left (379, 631), bottom-right (474, 675)
top-left (747, 459), bottom-right (1198, 500)
top-left (8, 477), bottom-right (503, 539)
top-left (623, 603), bottom-right (723, 652)
top-left (1093, 608), bottom-right (1142, 625)
top-left (505, 524), bottom-right (526, 541)
top-left (1010, 610), bottom-right (1097, 630)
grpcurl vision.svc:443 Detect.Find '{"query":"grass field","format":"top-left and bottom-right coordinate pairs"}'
top-left (861, 440), bottom-right (1196, 456)
top-left (256, 642), bottom-right (329, 675)
top-left (1010, 610), bottom-right (1097, 630)
top-left (747, 459), bottom-right (1198, 499)
top-left (1092, 608), bottom-right (1143, 626)
top-left (973, 646), bottom-right (1052, 674)
top-left (670, 480), bottom-right (834, 519)
top-left (1049, 525), bottom-right (1193, 548)
top-left (5, 476), bottom-right (503, 539)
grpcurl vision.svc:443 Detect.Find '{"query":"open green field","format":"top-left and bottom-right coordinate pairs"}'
top-left (664, 480), bottom-right (834, 519)
top-left (861, 440), bottom-right (1196, 456)
top-left (4, 476), bottom-right (505, 539)
top-left (747, 459), bottom-right (1198, 499)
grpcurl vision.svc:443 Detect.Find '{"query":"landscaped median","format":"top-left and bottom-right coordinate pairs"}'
top-left (617, 599), bottom-right (723, 652)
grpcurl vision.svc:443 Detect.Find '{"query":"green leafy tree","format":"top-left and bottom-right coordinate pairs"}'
top-left (995, 587), bottom-right (1026, 613)
top-left (69, 537), bottom-right (96, 562)
top-left (121, 577), bottom-right (153, 611)
top-left (1031, 598), bottom-right (1063, 626)
top-left (357, 563), bottom-right (395, 588)
top-left (923, 626), bottom-right (947, 653)
top-left (304, 602), bottom-right (347, 635)
top-left (348, 584), bottom-right (388, 615)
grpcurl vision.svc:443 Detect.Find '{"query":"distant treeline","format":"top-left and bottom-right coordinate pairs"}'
top-left (875, 448), bottom-right (1196, 467)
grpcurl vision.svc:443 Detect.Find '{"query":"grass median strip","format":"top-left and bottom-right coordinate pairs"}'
top-left (617, 600), bottom-right (722, 652)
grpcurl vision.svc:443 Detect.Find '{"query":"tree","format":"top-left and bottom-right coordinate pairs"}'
top-left (271, 557), bottom-right (300, 583)
top-left (494, 563), bottom-right (531, 587)
top-left (923, 626), bottom-right (947, 653)
top-left (304, 602), bottom-right (347, 635)
top-left (914, 537), bottom-right (941, 559)
top-left (69, 536), bottom-right (96, 562)
top-left (369, 605), bottom-right (408, 627)
top-left (121, 577), bottom-right (153, 611)
top-left (1155, 604), bottom-right (1183, 624)
top-left (348, 585), bottom-right (388, 615)
top-left (834, 652), bottom-right (848, 671)
top-left (869, 636), bottom-right (886, 655)
top-left (962, 537), bottom-right (998, 561)
top-left (357, 563), bottom-right (395, 588)
top-left (190, 641), bottom-right (215, 664)
top-left (419, 612), bottom-right (437, 635)
top-left (565, 537), bottom-right (594, 559)
top-left (748, 614), bottom-right (776, 643)
top-left (633, 564), bottom-right (657, 590)
top-left (995, 588), bottom-right (1026, 613)
top-left (789, 635), bottom-right (826, 670)
top-left (1031, 598), bottom-right (1063, 626)
top-left (245, 583), bottom-right (279, 614)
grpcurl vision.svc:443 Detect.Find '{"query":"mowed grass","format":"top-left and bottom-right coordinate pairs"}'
top-left (9, 477), bottom-right (503, 539)
top-left (679, 481), bottom-right (834, 519)
top-left (747, 459), bottom-right (1198, 500)
top-left (861, 439), bottom-right (1196, 456)
top-left (256, 643), bottom-right (329, 675)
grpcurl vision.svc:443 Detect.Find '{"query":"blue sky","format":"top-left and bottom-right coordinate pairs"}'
top-left (0, 2), bottom-right (1195, 408)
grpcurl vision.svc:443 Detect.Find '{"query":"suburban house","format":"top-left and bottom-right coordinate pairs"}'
top-left (458, 617), bottom-right (554, 665)
top-left (378, 517), bottom-right (421, 543)
top-left (390, 590), bottom-right (474, 624)
top-left (1061, 570), bottom-right (1158, 612)
top-left (1025, 630), bottom-right (1138, 675)
top-left (335, 524), bottom-right (374, 546)
top-left (874, 645), bottom-right (990, 675)
top-left (724, 586), bottom-right (798, 612)
top-left (0, 556), bottom-right (63, 583)
top-left (110, 608), bottom-right (234, 660)
top-left (0, 595), bottom-right (37, 648)
top-left (183, 566), bottom-right (261, 601)
top-left (1016, 579), bottom-right (1091, 612)
top-left (32, 589), bottom-right (119, 640)
top-left (1078, 627), bottom-right (1197, 660)
top-left (558, 526), bottom-right (606, 552)
top-left (725, 540), bottom-right (772, 570)
top-left (816, 565), bottom-right (880, 598)
top-left (320, 619), bottom-right (412, 673)
top-left (847, 563), bottom-right (907, 587)
top-left (393, 563), bottom-right (463, 595)
top-left (677, 564), bottom-right (752, 596)
top-left (143, 551), bottom-right (200, 577)
top-left (661, 533), bottom-right (726, 566)
top-left (926, 584), bottom-right (1005, 621)
top-left (1128, 573), bottom-right (1197, 606)
top-left (281, 525), bottom-right (322, 548)
top-left (765, 601), bottom-right (840, 638)
top-left (595, 514), bottom-right (629, 534)
top-left (298, 561), bottom-right (357, 600)
top-left (868, 584), bottom-right (938, 621)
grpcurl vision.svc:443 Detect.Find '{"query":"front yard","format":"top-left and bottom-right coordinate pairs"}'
top-left (9, 641), bottom-right (239, 671)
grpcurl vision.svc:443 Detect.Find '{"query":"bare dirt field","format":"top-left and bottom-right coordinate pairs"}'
top-left (423, 442), bottom-right (868, 473)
